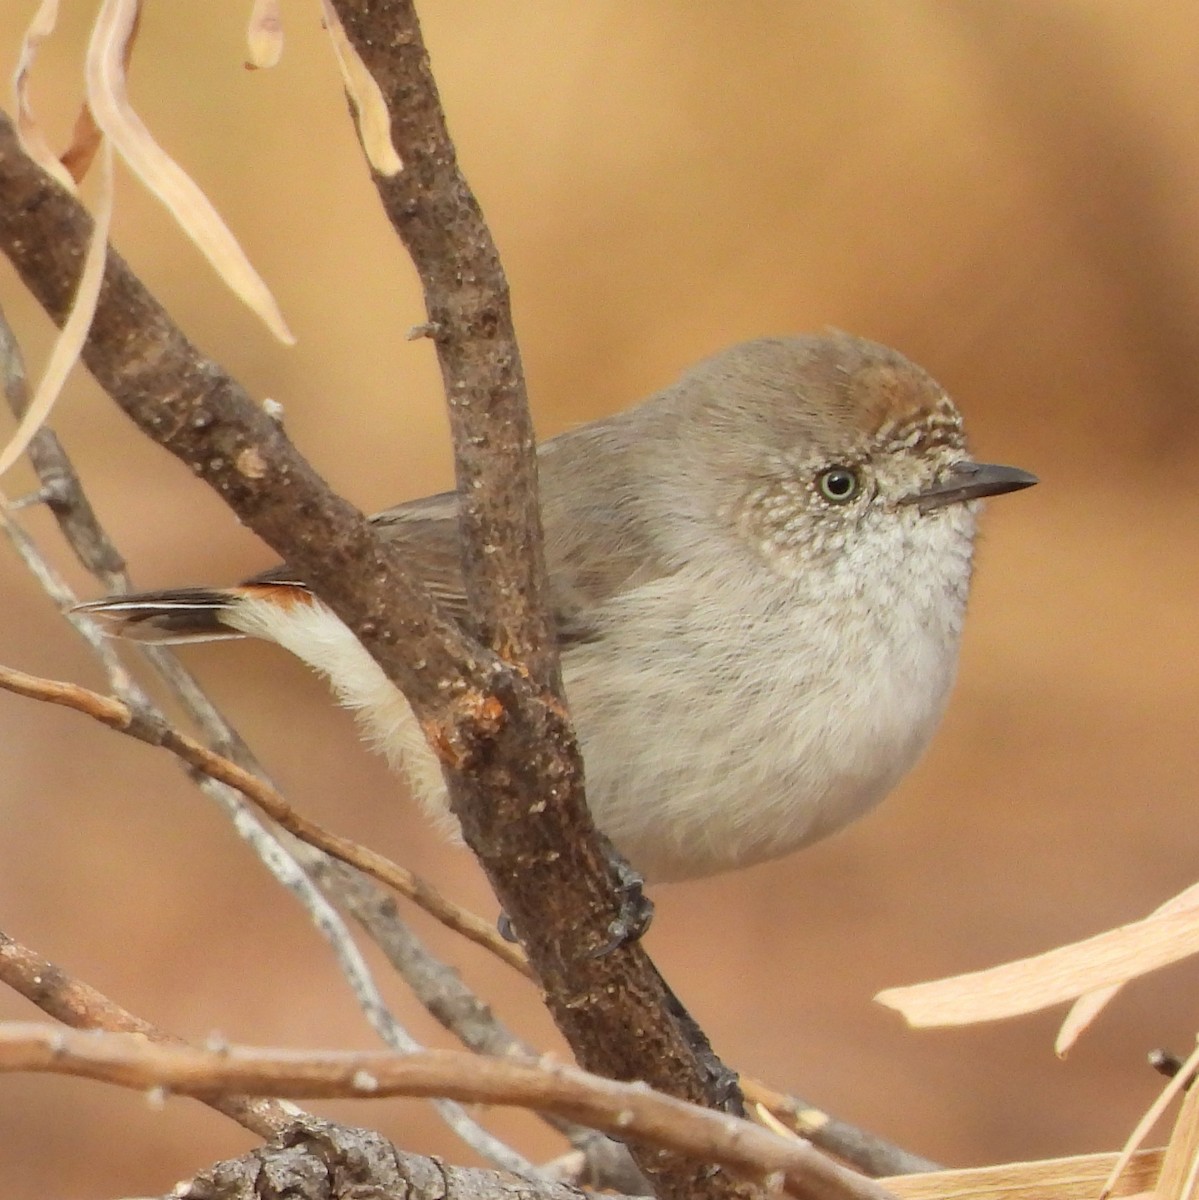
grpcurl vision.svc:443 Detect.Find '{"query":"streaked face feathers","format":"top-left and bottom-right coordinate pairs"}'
top-left (652, 334), bottom-right (974, 575)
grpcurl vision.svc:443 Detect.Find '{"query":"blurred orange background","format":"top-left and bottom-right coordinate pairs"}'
top-left (3, 2), bottom-right (1199, 1196)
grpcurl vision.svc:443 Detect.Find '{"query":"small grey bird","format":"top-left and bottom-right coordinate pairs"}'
top-left (78, 334), bottom-right (1035, 882)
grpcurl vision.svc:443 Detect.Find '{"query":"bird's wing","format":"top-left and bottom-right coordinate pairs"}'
top-left (249, 490), bottom-right (475, 628)
top-left (252, 483), bottom-right (671, 648)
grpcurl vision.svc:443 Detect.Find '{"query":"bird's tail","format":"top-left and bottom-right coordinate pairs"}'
top-left (73, 582), bottom-right (313, 645)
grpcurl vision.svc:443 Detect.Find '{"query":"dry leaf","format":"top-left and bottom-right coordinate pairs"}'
top-left (1101, 1040), bottom-right (1199, 1200)
top-left (1057, 881), bottom-right (1199, 1055)
top-left (59, 104), bottom-right (105, 185)
top-left (882, 1148), bottom-right (1163, 1200)
top-left (320, 0), bottom-right (402, 176)
top-left (13, 0), bottom-right (77, 193)
top-left (0, 140), bottom-right (114, 479)
top-left (1155, 1067), bottom-right (1199, 1200)
top-left (86, 0), bottom-right (295, 344)
top-left (877, 885), bottom-right (1199, 1028)
top-left (246, 0), bottom-right (283, 70)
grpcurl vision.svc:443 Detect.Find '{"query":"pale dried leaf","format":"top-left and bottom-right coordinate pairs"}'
top-left (63, 0), bottom-right (142, 185)
top-left (1101, 1041), bottom-right (1199, 1200)
top-left (752, 1102), bottom-right (802, 1142)
top-left (246, 0), bottom-right (283, 70)
top-left (1054, 981), bottom-right (1120, 1058)
top-left (882, 1148), bottom-right (1162, 1200)
top-left (59, 103), bottom-right (104, 184)
top-left (1057, 881), bottom-right (1199, 1056)
top-left (0, 140), bottom-right (114, 479)
top-left (1149, 1064), bottom-right (1199, 1200)
top-left (876, 887), bottom-right (1199, 1028)
top-left (320, 0), bottom-right (402, 176)
top-left (12, 0), bottom-right (77, 193)
top-left (86, 0), bottom-right (296, 344)
top-left (1180, 1157), bottom-right (1199, 1200)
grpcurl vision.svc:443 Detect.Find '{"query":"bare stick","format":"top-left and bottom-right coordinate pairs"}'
top-left (0, 94), bottom-right (754, 1200)
top-left (0, 658), bottom-right (527, 974)
top-left (742, 1079), bottom-right (939, 1178)
top-left (0, 930), bottom-right (291, 1139)
top-left (0, 658), bottom-right (539, 1175)
top-left (1, 301), bottom-right (548, 1174)
top-left (315, 859), bottom-right (532, 1057)
top-left (0, 1023), bottom-right (895, 1200)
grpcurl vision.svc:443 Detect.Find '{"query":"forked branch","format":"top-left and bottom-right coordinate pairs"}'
top-left (0, 2), bottom-right (891, 1196)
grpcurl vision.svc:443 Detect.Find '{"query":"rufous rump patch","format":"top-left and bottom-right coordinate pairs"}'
top-left (238, 581), bottom-right (315, 610)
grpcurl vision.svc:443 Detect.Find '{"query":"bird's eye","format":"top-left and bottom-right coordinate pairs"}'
top-left (816, 466), bottom-right (860, 504)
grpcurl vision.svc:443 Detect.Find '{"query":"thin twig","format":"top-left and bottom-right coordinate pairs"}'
top-left (204, 777), bottom-right (543, 1182)
top-left (0, 658), bottom-right (539, 1177)
top-left (742, 1079), bottom-right (939, 1177)
top-left (0, 303), bottom-right (124, 587)
top-left (0, 1023), bottom-right (895, 1200)
top-left (309, 857), bottom-right (652, 1192)
top-left (0, 928), bottom-right (292, 1138)
top-left (310, 859), bottom-right (530, 1059)
top-left (2, 300), bottom-right (553, 1175)
top-left (0, 658), bottom-right (527, 974)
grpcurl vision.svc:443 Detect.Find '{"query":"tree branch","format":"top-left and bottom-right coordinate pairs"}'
top-left (316, 11), bottom-right (748, 1167)
top-left (0, 22), bottom-right (756, 1191)
top-left (326, 0), bottom-right (558, 685)
top-left (0, 658), bottom-right (527, 974)
top-left (168, 1118), bottom-right (626, 1200)
top-left (0, 930), bottom-right (291, 1139)
top-left (0, 1023), bottom-right (893, 1200)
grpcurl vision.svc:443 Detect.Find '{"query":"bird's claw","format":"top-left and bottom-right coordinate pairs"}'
top-left (589, 844), bottom-right (654, 957)
top-left (497, 841), bottom-right (654, 956)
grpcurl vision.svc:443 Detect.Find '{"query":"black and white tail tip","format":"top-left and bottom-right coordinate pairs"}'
top-left (73, 583), bottom-right (311, 645)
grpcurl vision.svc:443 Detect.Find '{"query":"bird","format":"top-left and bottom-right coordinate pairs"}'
top-left (77, 333), bottom-right (1036, 884)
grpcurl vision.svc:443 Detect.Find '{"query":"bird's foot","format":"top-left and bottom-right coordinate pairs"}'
top-left (496, 840), bottom-right (653, 955)
top-left (589, 839), bottom-right (654, 957)
top-left (658, 971), bottom-right (744, 1116)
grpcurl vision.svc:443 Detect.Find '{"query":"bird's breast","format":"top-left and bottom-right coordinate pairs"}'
top-left (563, 533), bottom-right (971, 882)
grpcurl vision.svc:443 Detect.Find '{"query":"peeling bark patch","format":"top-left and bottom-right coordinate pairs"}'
top-left (422, 690), bottom-right (505, 768)
top-left (236, 445), bottom-right (268, 479)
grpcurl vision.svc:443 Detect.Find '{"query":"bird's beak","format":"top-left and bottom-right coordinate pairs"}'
top-left (903, 462), bottom-right (1038, 514)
